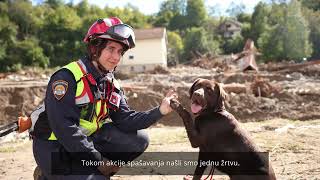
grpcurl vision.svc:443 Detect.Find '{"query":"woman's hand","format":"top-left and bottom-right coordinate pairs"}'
top-left (159, 89), bottom-right (178, 115)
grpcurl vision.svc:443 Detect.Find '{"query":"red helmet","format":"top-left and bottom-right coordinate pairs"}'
top-left (83, 17), bottom-right (135, 49)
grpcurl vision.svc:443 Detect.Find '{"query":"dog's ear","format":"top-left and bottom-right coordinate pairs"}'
top-left (189, 78), bottom-right (201, 99)
top-left (213, 82), bottom-right (228, 112)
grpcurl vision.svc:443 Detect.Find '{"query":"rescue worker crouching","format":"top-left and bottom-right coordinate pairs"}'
top-left (31, 17), bottom-right (177, 180)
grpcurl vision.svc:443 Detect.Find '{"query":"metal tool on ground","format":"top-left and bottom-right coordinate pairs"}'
top-left (0, 117), bottom-right (31, 137)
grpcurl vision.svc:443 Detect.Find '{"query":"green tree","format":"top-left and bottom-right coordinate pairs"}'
top-left (267, 2), bottom-right (286, 27)
top-left (258, 25), bottom-right (285, 61)
top-left (8, 38), bottom-right (49, 68)
top-left (183, 27), bottom-right (220, 62)
top-left (153, 10), bottom-right (175, 27)
top-left (7, 0), bottom-right (39, 39)
top-left (121, 5), bottom-right (150, 28)
top-left (0, 2), bottom-right (17, 43)
top-left (236, 13), bottom-right (252, 40)
top-left (44, 0), bottom-right (64, 9)
top-left (250, 2), bottom-right (271, 47)
top-left (75, 0), bottom-right (90, 17)
top-left (79, 5), bottom-right (106, 38)
top-left (258, 0), bottom-right (312, 61)
top-left (167, 31), bottom-right (183, 65)
top-left (299, 0), bottom-right (320, 11)
top-left (40, 5), bottom-right (82, 66)
top-left (283, 0), bottom-right (312, 60)
top-left (303, 9), bottom-right (320, 59)
top-left (161, 0), bottom-right (186, 15)
top-left (240, 22), bottom-right (251, 41)
top-left (154, 0), bottom-right (187, 30)
top-left (185, 0), bottom-right (207, 27)
top-left (223, 34), bottom-right (245, 54)
top-left (237, 13), bottom-right (251, 23)
top-left (168, 14), bottom-right (187, 30)
top-left (0, 2), bottom-right (18, 71)
top-left (105, 4), bottom-right (149, 29)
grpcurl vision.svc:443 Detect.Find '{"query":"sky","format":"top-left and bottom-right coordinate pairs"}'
top-left (40, 0), bottom-right (265, 16)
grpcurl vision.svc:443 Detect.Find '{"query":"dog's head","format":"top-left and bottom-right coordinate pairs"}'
top-left (189, 78), bottom-right (227, 115)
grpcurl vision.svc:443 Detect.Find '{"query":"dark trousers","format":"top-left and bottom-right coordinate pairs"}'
top-left (33, 123), bottom-right (149, 180)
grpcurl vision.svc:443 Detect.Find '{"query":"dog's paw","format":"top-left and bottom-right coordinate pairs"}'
top-left (170, 99), bottom-right (181, 110)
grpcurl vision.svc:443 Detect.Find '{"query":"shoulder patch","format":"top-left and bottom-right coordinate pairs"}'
top-left (52, 80), bottom-right (68, 100)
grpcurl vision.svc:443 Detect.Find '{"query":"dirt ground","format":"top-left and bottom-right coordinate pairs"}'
top-left (0, 118), bottom-right (319, 180)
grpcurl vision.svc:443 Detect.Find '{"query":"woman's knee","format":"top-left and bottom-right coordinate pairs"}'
top-left (93, 125), bottom-right (149, 153)
top-left (135, 130), bottom-right (149, 152)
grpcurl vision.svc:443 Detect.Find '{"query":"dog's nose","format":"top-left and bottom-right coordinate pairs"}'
top-left (193, 88), bottom-right (204, 97)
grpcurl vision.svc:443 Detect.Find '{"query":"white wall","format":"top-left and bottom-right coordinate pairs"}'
top-left (120, 38), bottom-right (167, 66)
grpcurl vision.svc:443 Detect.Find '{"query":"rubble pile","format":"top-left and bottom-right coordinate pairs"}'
top-left (191, 56), bottom-right (235, 72)
top-left (0, 60), bottom-right (319, 126)
top-left (250, 77), bottom-right (281, 97)
top-left (120, 60), bottom-right (320, 124)
top-left (192, 57), bottom-right (222, 69)
top-left (147, 65), bottom-right (170, 74)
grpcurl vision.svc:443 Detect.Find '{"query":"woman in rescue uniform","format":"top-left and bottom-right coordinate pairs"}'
top-left (31, 17), bottom-right (177, 180)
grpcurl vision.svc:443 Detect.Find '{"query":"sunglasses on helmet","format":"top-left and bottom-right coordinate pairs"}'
top-left (106, 24), bottom-right (136, 48)
top-left (107, 24), bottom-right (134, 40)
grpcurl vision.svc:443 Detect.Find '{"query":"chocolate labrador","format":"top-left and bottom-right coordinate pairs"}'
top-left (170, 78), bottom-right (276, 180)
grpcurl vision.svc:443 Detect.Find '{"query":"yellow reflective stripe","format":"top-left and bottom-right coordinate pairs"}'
top-left (80, 118), bottom-right (97, 136)
top-left (63, 61), bottom-right (84, 82)
top-left (63, 61), bottom-right (85, 97)
top-left (96, 100), bottom-right (101, 116)
top-left (48, 132), bottom-right (57, 140)
top-left (76, 80), bottom-right (84, 97)
top-left (104, 102), bottom-right (108, 115)
top-left (48, 60), bottom-right (112, 141)
top-left (98, 120), bottom-right (105, 128)
top-left (48, 118), bottom-right (100, 140)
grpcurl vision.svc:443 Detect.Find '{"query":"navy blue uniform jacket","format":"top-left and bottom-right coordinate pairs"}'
top-left (44, 57), bottom-right (163, 162)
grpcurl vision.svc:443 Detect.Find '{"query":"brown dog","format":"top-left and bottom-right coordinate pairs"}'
top-left (170, 78), bottom-right (276, 180)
